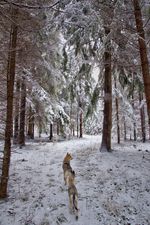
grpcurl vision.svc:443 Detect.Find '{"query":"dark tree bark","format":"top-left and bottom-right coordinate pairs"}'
top-left (0, 7), bottom-right (18, 198)
top-left (57, 119), bottom-right (60, 136)
top-left (19, 78), bottom-right (26, 148)
top-left (49, 123), bottom-right (53, 141)
top-left (131, 73), bottom-right (137, 141)
top-left (76, 111), bottom-right (79, 138)
top-left (79, 111), bottom-right (83, 138)
top-left (133, 0), bottom-right (150, 129)
top-left (38, 119), bottom-right (42, 138)
top-left (13, 79), bottom-right (20, 144)
top-left (27, 106), bottom-right (34, 139)
top-left (139, 91), bottom-right (146, 142)
top-left (124, 118), bottom-right (127, 141)
top-left (72, 123), bottom-right (75, 136)
top-left (100, 27), bottom-right (112, 152)
top-left (114, 75), bottom-right (120, 144)
top-left (70, 102), bottom-right (73, 137)
top-left (79, 101), bottom-right (83, 138)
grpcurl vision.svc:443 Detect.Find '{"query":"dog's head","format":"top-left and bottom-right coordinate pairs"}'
top-left (66, 152), bottom-right (73, 161)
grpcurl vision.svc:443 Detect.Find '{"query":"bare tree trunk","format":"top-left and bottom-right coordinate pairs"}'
top-left (139, 91), bottom-right (146, 142)
top-left (100, 27), bottom-right (112, 152)
top-left (132, 73), bottom-right (137, 141)
top-left (79, 111), bottom-right (83, 138)
top-left (114, 75), bottom-right (120, 144)
top-left (13, 79), bottom-right (20, 144)
top-left (79, 102), bottom-right (83, 138)
top-left (19, 78), bottom-right (26, 148)
top-left (133, 0), bottom-right (150, 128)
top-left (72, 123), bottom-right (75, 136)
top-left (115, 96), bottom-right (120, 144)
top-left (27, 106), bottom-right (34, 139)
top-left (124, 118), bottom-right (127, 141)
top-left (0, 7), bottom-right (18, 199)
top-left (70, 102), bottom-right (73, 137)
top-left (76, 111), bottom-right (79, 138)
top-left (38, 119), bottom-right (42, 138)
top-left (133, 120), bottom-right (137, 141)
top-left (49, 123), bottom-right (53, 141)
top-left (57, 119), bottom-right (59, 136)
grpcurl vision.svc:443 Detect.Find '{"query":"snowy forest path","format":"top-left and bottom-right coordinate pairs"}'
top-left (0, 136), bottom-right (150, 225)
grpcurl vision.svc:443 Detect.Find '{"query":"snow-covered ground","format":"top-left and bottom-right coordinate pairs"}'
top-left (0, 135), bottom-right (150, 225)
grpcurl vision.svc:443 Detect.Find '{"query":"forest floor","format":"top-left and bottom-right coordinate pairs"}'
top-left (0, 135), bottom-right (150, 225)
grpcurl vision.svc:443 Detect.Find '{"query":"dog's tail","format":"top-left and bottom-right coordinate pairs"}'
top-left (73, 193), bottom-right (78, 220)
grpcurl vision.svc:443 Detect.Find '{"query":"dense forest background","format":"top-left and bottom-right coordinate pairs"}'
top-left (0, 0), bottom-right (150, 198)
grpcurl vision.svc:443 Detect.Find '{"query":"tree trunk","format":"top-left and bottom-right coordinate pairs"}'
top-left (72, 123), bottom-right (75, 136)
top-left (57, 120), bottom-right (59, 136)
top-left (38, 119), bottom-right (42, 138)
top-left (76, 111), bottom-right (79, 138)
top-left (13, 79), bottom-right (20, 144)
top-left (100, 27), bottom-right (112, 152)
top-left (70, 102), bottom-right (73, 137)
top-left (0, 7), bottom-right (18, 199)
top-left (124, 118), bottom-right (127, 141)
top-left (79, 111), bottom-right (83, 138)
top-left (115, 95), bottom-right (120, 144)
top-left (49, 123), bottom-right (53, 141)
top-left (132, 73), bottom-right (137, 141)
top-left (19, 78), bottom-right (26, 148)
top-left (133, 0), bottom-right (150, 128)
top-left (79, 102), bottom-right (83, 138)
top-left (114, 75), bottom-right (120, 144)
top-left (27, 106), bottom-right (34, 139)
top-left (133, 121), bottom-right (137, 141)
top-left (139, 91), bottom-right (146, 142)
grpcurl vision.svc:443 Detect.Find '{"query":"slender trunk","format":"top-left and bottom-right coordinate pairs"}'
top-left (132, 73), bottom-right (137, 141)
top-left (115, 96), bottom-right (120, 144)
top-left (100, 27), bottom-right (112, 152)
top-left (19, 78), bottom-right (26, 148)
top-left (38, 119), bottom-right (42, 138)
top-left (76, 111), bottom-right (79, 138)
top-left (0, 7), bottom-right (18, 198)
top-left (32, 122), bottom-right (34, 139)
top-left (124, 118), bottom-right (127, 141)
top-left (133, 122), bottom-right (136, 141)
top-left (114, 76), bottom-right (120, 144)
top-left (79, 111), bottom-right (83, 138)
top-left (70, 102), bottom-right (72, 137)
top-left (133, 0), bottom-right (150, 128)
top-left (13, 79), bottom-right (20, 144)
top-left (139, 91), bottom-right (146, 142)
top-left (57, 120), bottom-right (59, 136)
top-left (72, 123), bottom-right (75, 136)
top-left (130, 129), bottom-right (132, 140)
top-left (79, 102), bottom-right (83, 138)
top-left (49, 123), bottom-right (53, 141)
top-left (27, 106), bottom-right (34, 139)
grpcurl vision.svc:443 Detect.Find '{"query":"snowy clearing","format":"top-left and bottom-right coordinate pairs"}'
top-left (0, 135), bottom-right (150, 225)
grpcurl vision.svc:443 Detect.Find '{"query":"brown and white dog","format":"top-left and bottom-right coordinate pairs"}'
top-left (62, 153), bottom-right (75, 185)
top-left (68, 174), bottom-right (79, 220)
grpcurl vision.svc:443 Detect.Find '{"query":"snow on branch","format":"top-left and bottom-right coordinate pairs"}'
top-left (2, 0), bottom-right (60, 10)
